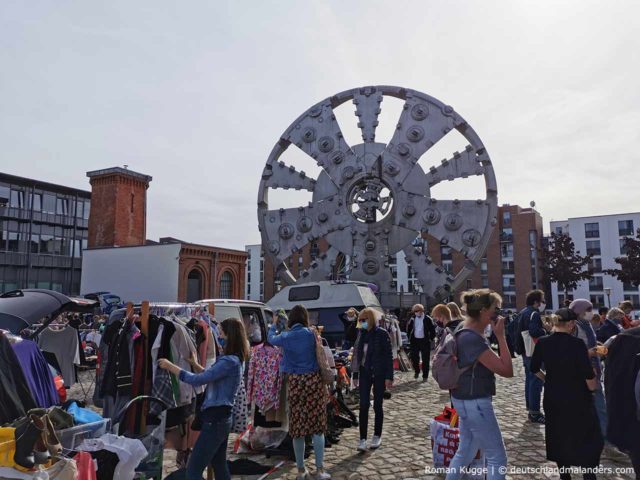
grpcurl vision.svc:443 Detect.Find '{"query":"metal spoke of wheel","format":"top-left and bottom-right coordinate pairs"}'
top-left (258, 86), bottom-right (498, 300)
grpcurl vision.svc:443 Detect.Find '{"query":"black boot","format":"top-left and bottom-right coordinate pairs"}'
top-left (13, 417), bottom-right (41, 468)
top-left (29, 414), bottom-right (50, 465)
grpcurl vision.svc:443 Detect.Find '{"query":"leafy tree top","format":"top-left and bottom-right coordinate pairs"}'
top-left (543, 232), bottom-right (592, 294)
top-left (604, 228), bottom-right (640, 288)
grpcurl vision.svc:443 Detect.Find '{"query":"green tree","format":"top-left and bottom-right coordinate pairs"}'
top-left (604, 228), bottom-right (640, 288)
top-left (543, 232), bottom-right (593, 302)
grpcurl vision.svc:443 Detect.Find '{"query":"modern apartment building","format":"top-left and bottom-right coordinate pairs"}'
top-left (550, 212), bottom-right (640, 309)
top-left (0, 172), bottom-right (91, 295)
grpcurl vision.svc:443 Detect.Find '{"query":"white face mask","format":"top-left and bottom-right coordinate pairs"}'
top-left (415, 313), bottom-right (424, 319)
top-left (584, 311), bottom-right (594, 322)
top-left (347, 315), bottom-right (356, 322)
top-left (538, 303), bottom-right (546, 313)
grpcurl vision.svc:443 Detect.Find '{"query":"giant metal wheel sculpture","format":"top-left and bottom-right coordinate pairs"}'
top-left (258, 85), bottom-right (498, 302)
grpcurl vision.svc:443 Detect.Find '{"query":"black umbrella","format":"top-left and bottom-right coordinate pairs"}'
top-left (0, 289), bottom-right (98, 334)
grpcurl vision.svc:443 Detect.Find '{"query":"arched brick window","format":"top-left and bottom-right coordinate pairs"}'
top-left (220, 271), bottom-right (233, 298)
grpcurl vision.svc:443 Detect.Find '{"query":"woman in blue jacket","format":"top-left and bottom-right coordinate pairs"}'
top-left (268, 305), bottom-right (331, 480)
top-left (159, 318), bottom-right (249, 480)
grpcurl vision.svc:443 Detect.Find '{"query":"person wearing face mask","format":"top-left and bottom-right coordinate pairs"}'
top-left (445, 289), bottom-right (512, 480)
top-left (354, 308), bottom-right (393, 452)
top-left (407, 304), bottom-right (436, 381)
top-left (530, 309), bottom-right (603, 480)
top-left (431, 304), bottom-right (455, 338)
top-left (516, 289), bottom-right (548, 424)
top-left (570, 299), bottom-right (608, 440)
top-left (341, 308), bottom-right (360, 350)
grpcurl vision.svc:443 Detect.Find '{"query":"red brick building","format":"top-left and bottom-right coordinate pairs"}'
top-left (84, 167), bottom-right (246, 302)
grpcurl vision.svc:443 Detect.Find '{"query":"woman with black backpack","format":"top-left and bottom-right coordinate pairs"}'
top-left (445, 289), bottom-right (513, 480)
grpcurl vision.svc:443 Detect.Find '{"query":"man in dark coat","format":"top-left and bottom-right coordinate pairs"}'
top-left (406, 304), bottom-right (435, 381)
top-left (605, 326), bottom-right (640, 478)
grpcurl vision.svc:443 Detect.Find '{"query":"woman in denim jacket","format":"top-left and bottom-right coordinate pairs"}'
top-left (159, 318), bottom-right (249, 480)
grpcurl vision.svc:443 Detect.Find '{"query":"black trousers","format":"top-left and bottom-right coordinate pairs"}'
top-left (359, 367), bottom-right (385, 440)
top-left (410, 337), bottom-right (431, 379)
top-left (557, 463), bottom-right (596, 480)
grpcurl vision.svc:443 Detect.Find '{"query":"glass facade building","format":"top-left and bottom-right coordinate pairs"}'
top-left (0, 172), bottom-right (90, 295)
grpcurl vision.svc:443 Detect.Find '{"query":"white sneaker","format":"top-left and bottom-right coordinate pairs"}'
top-left (315, 469), bottom-right (332, 479)
top-left (357, 439), bottom-right (367, 451)
top-left (296, 469), bottom-right (311, 480)
top-left (370, 435), bottom-right (382, 449)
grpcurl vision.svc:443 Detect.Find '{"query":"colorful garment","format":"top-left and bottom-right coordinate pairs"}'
top-left (287, 371), bottom-right (327, 438)
top-left (247, 344), bottom-right (283, 414)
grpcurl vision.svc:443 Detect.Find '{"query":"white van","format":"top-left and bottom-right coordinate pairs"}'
top-left (197, 299), bottom-right (273, 346)
top-left (266, 281), bottom-right (383, 347)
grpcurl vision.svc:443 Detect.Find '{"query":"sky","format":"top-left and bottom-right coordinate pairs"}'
top-left (1, 0), bottom-right (639, 251)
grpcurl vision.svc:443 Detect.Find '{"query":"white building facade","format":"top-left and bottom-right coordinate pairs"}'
top-left (550, 212), bottom-right (640, 310)
top-left (245, 244), bottom-right (264, 301)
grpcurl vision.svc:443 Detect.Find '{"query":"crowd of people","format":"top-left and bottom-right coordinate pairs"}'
top-left (152, 291), bottom-right (639, 480)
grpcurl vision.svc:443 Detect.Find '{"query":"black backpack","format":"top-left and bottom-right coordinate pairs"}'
top-left (509, 311), bottom-right (526, 356)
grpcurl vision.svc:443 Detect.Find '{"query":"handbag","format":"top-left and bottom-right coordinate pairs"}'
top-left (315, 334), bottom-right (334, 385)
top-left (231, 381), bottom-right (249, 434)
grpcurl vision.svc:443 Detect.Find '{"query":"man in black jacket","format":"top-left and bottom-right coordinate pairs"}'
top-left (406, 304), bottom-right (436, 381)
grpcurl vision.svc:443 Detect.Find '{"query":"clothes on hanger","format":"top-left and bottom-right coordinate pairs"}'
top-left (12, 339), bottom-right (59, 408)
top-left (0, 332), bottom-right (37, 424)
top-left (38, 326), bottom-right (80, 387)
top-left (247, 344), bottom-right (283, 415)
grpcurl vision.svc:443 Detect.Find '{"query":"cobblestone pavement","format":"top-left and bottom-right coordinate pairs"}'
top-left (73, 364), bottom-right (634, 480)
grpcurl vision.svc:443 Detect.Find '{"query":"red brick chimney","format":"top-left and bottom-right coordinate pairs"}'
top-left (86, 167), bottom-right (152, 248)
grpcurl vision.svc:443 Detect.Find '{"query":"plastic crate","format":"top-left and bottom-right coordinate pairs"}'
top-left (0, 427), bottom-right (17, 468)
top-left (56, 419), bottom-right (109, 450)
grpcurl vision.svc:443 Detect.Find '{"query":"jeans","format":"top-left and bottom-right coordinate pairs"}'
top-left (593, 387), bottom-right (607, 441)
top-left (523, 356), bottom-right (543, 413)
top-left (359, 367), bottom-right (385, 439)
top-left (410, 337), bottom-right (431, 379)
top-left (293, 434), bottom-right (325, 470)
top-left (186, 407), bottom-right (232, 480)
top-left (446, 397), bottom-right (507, 480)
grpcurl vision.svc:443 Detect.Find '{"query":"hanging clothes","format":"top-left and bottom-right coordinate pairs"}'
top-left (12, 339), bottom-right (59, 408)
top-left (0, 332), bottom-right (37, 424)
top-left (247, 343), bottom-right (283, 415)
top-left (38, 326), bottom-right (80, 387)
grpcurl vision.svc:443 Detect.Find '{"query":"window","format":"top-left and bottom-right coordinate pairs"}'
top-left (620, 238), bottom-right (629, 256)
top-left (619, 220), bottom-right (634, 237)
top-left (501, 260), bottom-right (514, 274)
top-left (558, 293), bottom-right (574, 306)
top-left (220, 271), bottom-right (233, 298)
top-left (588, 258), bottom-right (602, 273)
top-left (502, 294), bottom-right (516, 308)
top-left (288, 285), bottom-right (320, 301)
top-left (501, 243), bottom-right (514, 258)
top-left (584, 222), bottom-right (600, 238)
top-left (130, 193), bottom-right (135, 213)
top-left (500, 228), bottom-right (513, 242)
top-left (529, 230), bottom-right (538, 248)
top-left (443, 261), bottom-right (453, 273)
top-left (441, 246), bottom-right (453, 260)
top-left (480, 258), bottom-right (488, 273)
top-left (586, 240), bottom-right (601, 256)
top-left (502, 276), bottom-right (516, 291)
top-left (29, 234), bottom-right (39, 254)
top-left (554, 226), bottom-right (563, 235)
top-left (83, 201), bottom-right (91, 220)
top-left (481, 277), bottom-right (489, 288)
top-left (40, 235), bottom-right (53, 254)
top-left (31, 193), bottom-right (42, 211)
top-left (588, 276), bottom-right (604, 291)
top-left (187, 270), bottom-right (203, 302)
top-left (7, 232), bottom-right (21, 252)
top-left (56, 198), bottom-right (68, 216)
top-left (247, 284), bottom-right (251, 295)
top-left (623, 294), bottom-right (639, 309)
top-left (502, 211), bottom-right (511, 225)
top-left (0, 186), bottom-right (9, 206)
top-left (10, 190), bottom-right (25, 209)
top-left (298, 256), bottom-right (304, 266)
top-left (42, 194), bottom-right (56, 214)
top-left (623, 282), bottom-right (638, 292)
top-left (590, 295), bottom-right (605, 308)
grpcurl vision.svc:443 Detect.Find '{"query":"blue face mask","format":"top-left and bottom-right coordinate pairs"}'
top-left (219, 337), bottom-right (226, 347)
top-left (359, 321), bottom-right (368, 330)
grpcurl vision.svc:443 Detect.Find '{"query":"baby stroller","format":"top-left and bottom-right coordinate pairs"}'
top-left (113, 395), bottom-right (169, 480)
